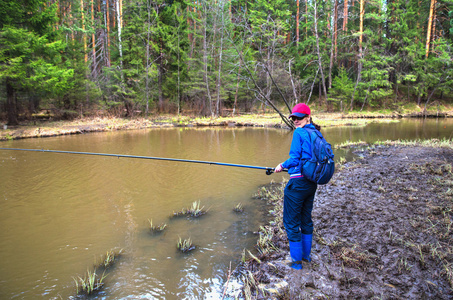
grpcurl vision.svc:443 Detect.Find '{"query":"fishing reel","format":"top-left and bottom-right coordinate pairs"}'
top-left (266, 169), bottom-right (274, 175)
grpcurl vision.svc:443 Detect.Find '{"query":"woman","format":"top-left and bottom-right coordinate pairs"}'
top-left (274, 103), bottom-right (320, 270)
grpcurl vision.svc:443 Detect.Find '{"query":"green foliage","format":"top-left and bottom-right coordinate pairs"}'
top-left (158, 1), bottom-right (189, 106)
top-left (106, 0), bottom-right (189, 114)
top-left (0, 0), bottom-right (58, 36)
top-left (450, 11), bottom-right (453, 35)
top-left (361, 53), bottom-right (393, 105)
top-left (0, 0), bottom-right (77, 123)
top-left (331, 67), bottom-right (355, 109)
top-left (0, 26), bottom-right (74, 96)
top-left (1, 0), bottom-right (452, 121)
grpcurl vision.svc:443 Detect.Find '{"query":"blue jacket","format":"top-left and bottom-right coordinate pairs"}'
top-left (281, 124), bottom-right (315, 178)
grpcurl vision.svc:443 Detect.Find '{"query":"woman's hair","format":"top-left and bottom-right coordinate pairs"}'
top-left (309, 117), bottom-right (321, 131)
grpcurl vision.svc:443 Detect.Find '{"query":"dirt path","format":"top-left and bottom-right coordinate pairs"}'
top-left (241, 142), bottom-right (453, 299)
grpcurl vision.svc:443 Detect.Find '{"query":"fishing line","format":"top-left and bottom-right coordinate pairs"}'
top-left (0, 148), bottom-right (284, 175)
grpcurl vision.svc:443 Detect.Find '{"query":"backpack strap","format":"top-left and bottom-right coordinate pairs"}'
top-left (300, 127), bottom-right (315, 168)
top-left (302, 127), bottom-right (319, 158)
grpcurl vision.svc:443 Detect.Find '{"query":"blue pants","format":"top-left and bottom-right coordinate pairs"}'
top-left (283, 177), bottom-right (317, 242)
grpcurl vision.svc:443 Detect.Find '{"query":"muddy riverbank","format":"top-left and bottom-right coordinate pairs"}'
top-left (0, 115), bottom-right (357, 141)
top-left (240, 141), bottom-right (453, 299)
top-left (0, 114), bottom-right (366, 141)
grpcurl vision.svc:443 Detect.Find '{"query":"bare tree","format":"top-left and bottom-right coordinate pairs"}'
top-left (225, 28), bottom-right (294, 129)
top-left (215, 1), bottom-right (225, 117)
top-left (313, 1), bottom-right (329, 103)
top-left (328, 0), bottom-right (339, 89)
top-left (202, 1), bottom-right (213, 116)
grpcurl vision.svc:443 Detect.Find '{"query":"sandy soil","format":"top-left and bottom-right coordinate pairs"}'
top-left (240, 143), bottom-right (453, 299)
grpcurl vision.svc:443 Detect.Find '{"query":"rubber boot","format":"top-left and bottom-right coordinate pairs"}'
top-left (289, 241), bottom-right (303, 270)
top-left (301, 234), bottom-right (313, 262)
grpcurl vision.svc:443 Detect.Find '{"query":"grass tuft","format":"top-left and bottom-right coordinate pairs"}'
top-left (233, 202), bottom-right (244, 213)
top-left (256, 226), bottom-right (278, 255)
top-left (177, 236), bottom-right (196, 253)
top-left (98, 249), bottom-right (123, 269)
top-left (73, 269), bottom-right (107, 295)
top-left (172, 200), bottom-right (207, 218)
top-left (148, 219), bottom-right (167, 233)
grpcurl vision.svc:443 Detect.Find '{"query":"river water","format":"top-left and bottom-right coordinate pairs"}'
top-left (0, 118), bottom-right (451, 299)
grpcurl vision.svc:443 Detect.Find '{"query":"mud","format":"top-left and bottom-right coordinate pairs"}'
top-left (242, 144), bottom-right (453, 299)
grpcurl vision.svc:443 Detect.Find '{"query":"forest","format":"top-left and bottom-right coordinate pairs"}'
top-left (0, 0), bottom-right (452, 125)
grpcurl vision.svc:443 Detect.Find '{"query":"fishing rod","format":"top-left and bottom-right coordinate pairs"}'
top-left (0, 148), bottom-right (286, 175)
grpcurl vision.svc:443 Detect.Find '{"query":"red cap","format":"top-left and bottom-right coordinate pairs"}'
top-left (289, 103), bottom-right (311, 118)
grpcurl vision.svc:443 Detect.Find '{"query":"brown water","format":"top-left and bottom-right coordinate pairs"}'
top-left (0, 119), bottom-right (451, 299)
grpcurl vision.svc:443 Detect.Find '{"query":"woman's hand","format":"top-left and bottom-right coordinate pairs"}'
top-left (274, 163), bottom-right (283, 173)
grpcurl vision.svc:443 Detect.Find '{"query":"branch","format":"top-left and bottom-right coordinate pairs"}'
top-left (260, 62), bottom-right (293, 113)
top-left (225, 30), bottom-right (295, 129)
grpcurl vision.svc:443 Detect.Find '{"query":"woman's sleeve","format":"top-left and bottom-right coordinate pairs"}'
top-left (300, 132), bottom-right (313, 161)
top-left (281, 129), bottom-right (304, 169)
top-left (281, 129), bottom-right (313, 169)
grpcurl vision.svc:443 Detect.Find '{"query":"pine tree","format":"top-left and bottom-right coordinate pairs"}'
top-left (0, 0), bottom-right (74, 124)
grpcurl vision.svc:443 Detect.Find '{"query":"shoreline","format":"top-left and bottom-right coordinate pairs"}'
top-left (1, 111), bottom-right (452, 142)
top-left (235, 140), bottom-right (453, 299)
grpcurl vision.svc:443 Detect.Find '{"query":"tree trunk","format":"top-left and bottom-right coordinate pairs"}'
top-left (203, 4), bottom-right (213, 117)
top-left (361, 75), bottom-right (372, 111)
top-left (116, 0), bottom-right (124, 92)
top-left (308, 67), bottom-right (320, 104)
top-left (350, 0), bottom-right (365, 110)
top-left (116, 0), bottom-right (123, 69)
top-left (289, 59), bottom-right (298, 102)
top-left (191, 2), bottom-right (197, 59)
top-left (216, 4), bottom-right (225, 117)
top-left (233, 66), bottom-right (241, 117)
top-left (81, 0), bottom-right (89, 105)
top-left (425, 0), bottom-right (436, 58)
top-left (56, 0), bottom-right (60, 30)
top-left (91, 0), bottom-right (96, 76)
top-left (265, 46), bottom-right (273, 109)
top-left (69, 3), bottom-right (75, 41)
top-left (106, 0), bottom-right (111, 66)
top-left (334, 0), bottom-right (338, 62)
top-left (187, 5), bottom-right (192, 58)
top-left (81, 0), bottom-right (87, 63)
top-left (359, 0), bottom-right (364, 51)
top-left (351, 57), bottom-right (363, 110)
top-left (177, 7), bottom-right (181, 116)
top-left (305, 0), bottom-right (308, 40)
top-left (343, 0), bottom-right (349, 32)
top-left (145, 0), bottom-right (151, 115)
top-left (296, 0), bottom-right (300, 43)
top-left (158, 51), bottom-right (164, 112)
top-left (432, 1), bottom-right (437, 43)
top-left (328, 0), bottom-right (338, 89)
top-left (119, 0), bottom-right (123, 28)
top-left (6, 78), bottom-right (18, 126)
top-left (314, 2), bottom-right (329, 103)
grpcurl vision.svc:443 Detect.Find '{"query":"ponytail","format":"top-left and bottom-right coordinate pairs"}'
top-left (310, 117), bottom-right (321, 131)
